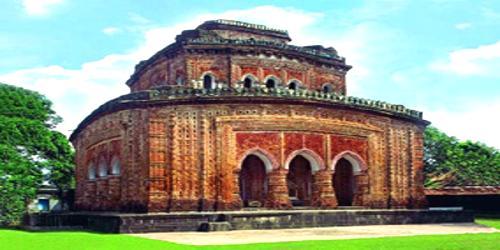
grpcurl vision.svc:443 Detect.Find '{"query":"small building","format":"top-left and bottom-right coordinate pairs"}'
top-left (70, 20), bottom-right (430, 212)
top-left (27, 185), bottom-right (60, 212)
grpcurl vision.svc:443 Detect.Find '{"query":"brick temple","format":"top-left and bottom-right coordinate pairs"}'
top-left (70, 20), bottom-right (430, 213)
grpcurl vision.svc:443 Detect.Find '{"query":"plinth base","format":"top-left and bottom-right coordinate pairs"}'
top-left (25, 208), bottom-right (474, 233)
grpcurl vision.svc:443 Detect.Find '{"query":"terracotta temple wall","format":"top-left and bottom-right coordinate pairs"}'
top-left (129, 54), bottom-right (346, 94)
top-left (73, 103), bottom-right (427, 212)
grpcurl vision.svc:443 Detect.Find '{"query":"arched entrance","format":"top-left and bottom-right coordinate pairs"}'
top-left (333, 158), bottom-right (355, 206)
top-left (287, 155), bottom-right (313, 206)
top-left (239, 155), bottom-right (267, 207)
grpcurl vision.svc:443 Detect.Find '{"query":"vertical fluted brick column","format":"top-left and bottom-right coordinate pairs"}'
top-left (265, 168), bottom-right (292, 209)
top-left (353, 174), bottom-right (368, 206)
top-left (311, 170), bottom-right (338, 208)
top-left (410, 129), bottom-right (428, 208)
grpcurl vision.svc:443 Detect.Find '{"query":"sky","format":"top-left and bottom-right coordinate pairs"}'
top-left (0, 0), bottom-right (499, 148)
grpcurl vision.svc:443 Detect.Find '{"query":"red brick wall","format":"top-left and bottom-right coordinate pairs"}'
top-left (330, 135), bottom-right (368, 161)
top-left (129, 54), bottom-right (347, 94)
top-left (236, 132), bottom-right (281, 165)
top-left (73, 103), bottom-right (427, 212)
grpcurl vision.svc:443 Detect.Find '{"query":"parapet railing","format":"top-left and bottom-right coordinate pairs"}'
top-left (213, 19), bottom-right (289, 34)
top-left (146, 86), bottom-right (423, 120)
top-left (71, 86), bottom-right (426, 140)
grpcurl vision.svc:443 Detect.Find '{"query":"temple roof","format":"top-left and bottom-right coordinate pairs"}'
top-left (126, 20), bottom-right (349, 87)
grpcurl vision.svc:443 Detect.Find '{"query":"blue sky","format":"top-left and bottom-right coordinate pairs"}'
top-left (1, 0), bottom-right (499, 148)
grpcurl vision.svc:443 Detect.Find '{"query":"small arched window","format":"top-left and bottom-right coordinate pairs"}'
top-left (243, 77), bottom-right (253, 88)
top-left (176, 76), bottom-right (184, 85)
top-left (203, 74), bottom-right (215, 89)
top-left (111, 156), bottom-right (120, 175)
top-left (98, 157), bottom-right (107, 177)
top-left (88, 162), bottom-right (96, 180)
top-left (322, 83), bottom-right (334, 93)
top-left (266, 78), bottom-right (277, 89)
top-left (288, 80), bottom-right (300, 90)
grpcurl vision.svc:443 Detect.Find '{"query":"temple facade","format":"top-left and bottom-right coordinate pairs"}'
top-left (70, 20), bottom-right (429, 212)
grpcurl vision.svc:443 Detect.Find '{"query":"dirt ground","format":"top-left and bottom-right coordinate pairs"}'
top-left (132, 223), bottom-right (498, 245)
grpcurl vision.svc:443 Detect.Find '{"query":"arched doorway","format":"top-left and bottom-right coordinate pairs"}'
top-left (203, 74), bottom-right (214, 89)
top-left (333, 158), bottom-right (355, 206)
top-left (239, 155), bottom-right (267, 207)
top-left (287, 155), bottom-right (313, 206)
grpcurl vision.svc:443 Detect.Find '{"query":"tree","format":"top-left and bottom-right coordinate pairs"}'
top-left (424, 126), bottom-right (500, 188)
top-left (0, 83), bottom-right (74, 225)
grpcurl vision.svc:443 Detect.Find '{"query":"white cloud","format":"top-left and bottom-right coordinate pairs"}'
top-left (22, 0), bottom-right (64, 16)
top-left (430, 41), bottom-right (500, 76)
top-left (0, 6), bottom-right (330, 136)
top-left (454, 22), bottom-right (472, 30)
top-left (424, 100), bottom-right (500, 149)
top-left (3, 4), bottom-right (497, 152)
top-left (328, 23), bottom-right (395, 96)
top-left (102, 27), bottom-right (121, 35)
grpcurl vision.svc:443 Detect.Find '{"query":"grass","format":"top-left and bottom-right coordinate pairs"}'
top-left (476, 214), bottom-right (500, 229)
top-left (0, 217), bottom-right (498, 250)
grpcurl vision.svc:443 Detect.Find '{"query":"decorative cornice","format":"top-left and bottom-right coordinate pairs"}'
top-left (69, 86), bottom-right (429, 141)
top-left (210, 19), bottom-right (289, 35)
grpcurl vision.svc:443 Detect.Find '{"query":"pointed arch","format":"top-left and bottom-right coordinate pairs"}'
top-left (110, 155), bottom-right (121, 175)
top-left (241, 74), bottom-right (258, 88)
top-left (264, 75), bottom-right (280, 89)
top-left (284, 148), bottom-right (325, 173)
top-left (201, 72), bottom-right (216, 89)
top-left (331, 151), bottom-right (367, 175)
top-left (87, 161), bottom-right (96, 180)
top-left (238, 148), bottom-right (278, 173)
top-left (287, 79), bottom-right (302, 90)
top-left (98, 156), bottom-right (108, 177)
top-left (322, 83), bottom-right (335, 93)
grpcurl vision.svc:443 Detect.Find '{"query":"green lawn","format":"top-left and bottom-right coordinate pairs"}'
top-left (476, 216), bottom-right (500, 230)
top-left (0, 218), bottom-right (498, 250)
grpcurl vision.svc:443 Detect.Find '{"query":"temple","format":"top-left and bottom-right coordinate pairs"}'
top-left (70, 20), bottom-right (430, 212)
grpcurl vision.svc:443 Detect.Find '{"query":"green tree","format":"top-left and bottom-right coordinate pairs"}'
top-left (424, 126), bottom-right (500, 188)
top-left (0, 83), bottom-right (74, 225)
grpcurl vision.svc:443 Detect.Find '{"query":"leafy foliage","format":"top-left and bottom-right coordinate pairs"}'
top-left (424, 126), bottom-right (500, 188)
top-left (0, 83), bottom-right (74, 225)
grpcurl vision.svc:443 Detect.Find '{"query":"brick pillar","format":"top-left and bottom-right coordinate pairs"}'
top-left (353, 174), bottom-right (368, 206)
top-left (311, 170), bottom-right (337, 208)
top-left (95, 179), bottom-right (108, 211)
top-left (265, 168), bottom-right (291, 209)
top-left (215, 169), bottom-right (243, 211)
top-left (82, 182), bottom-right (96, 211)
top-left (108, 176), bottom-right (121, 211)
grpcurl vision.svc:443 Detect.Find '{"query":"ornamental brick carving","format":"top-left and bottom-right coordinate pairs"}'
top-left (70, 20), bottom-right (429, 212)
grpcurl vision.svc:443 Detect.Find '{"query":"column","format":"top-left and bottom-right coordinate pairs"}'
top-left (311, 170), bottom-right (338, 208)
top-left (265, 168), bottom-right (292, 209)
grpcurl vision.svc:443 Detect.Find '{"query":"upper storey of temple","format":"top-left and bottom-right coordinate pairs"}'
top-left (126, 20), bottom-right (352, 94)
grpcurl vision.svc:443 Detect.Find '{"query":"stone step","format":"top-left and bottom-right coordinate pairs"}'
top-left (199, 222), bottom-right (232, 232)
